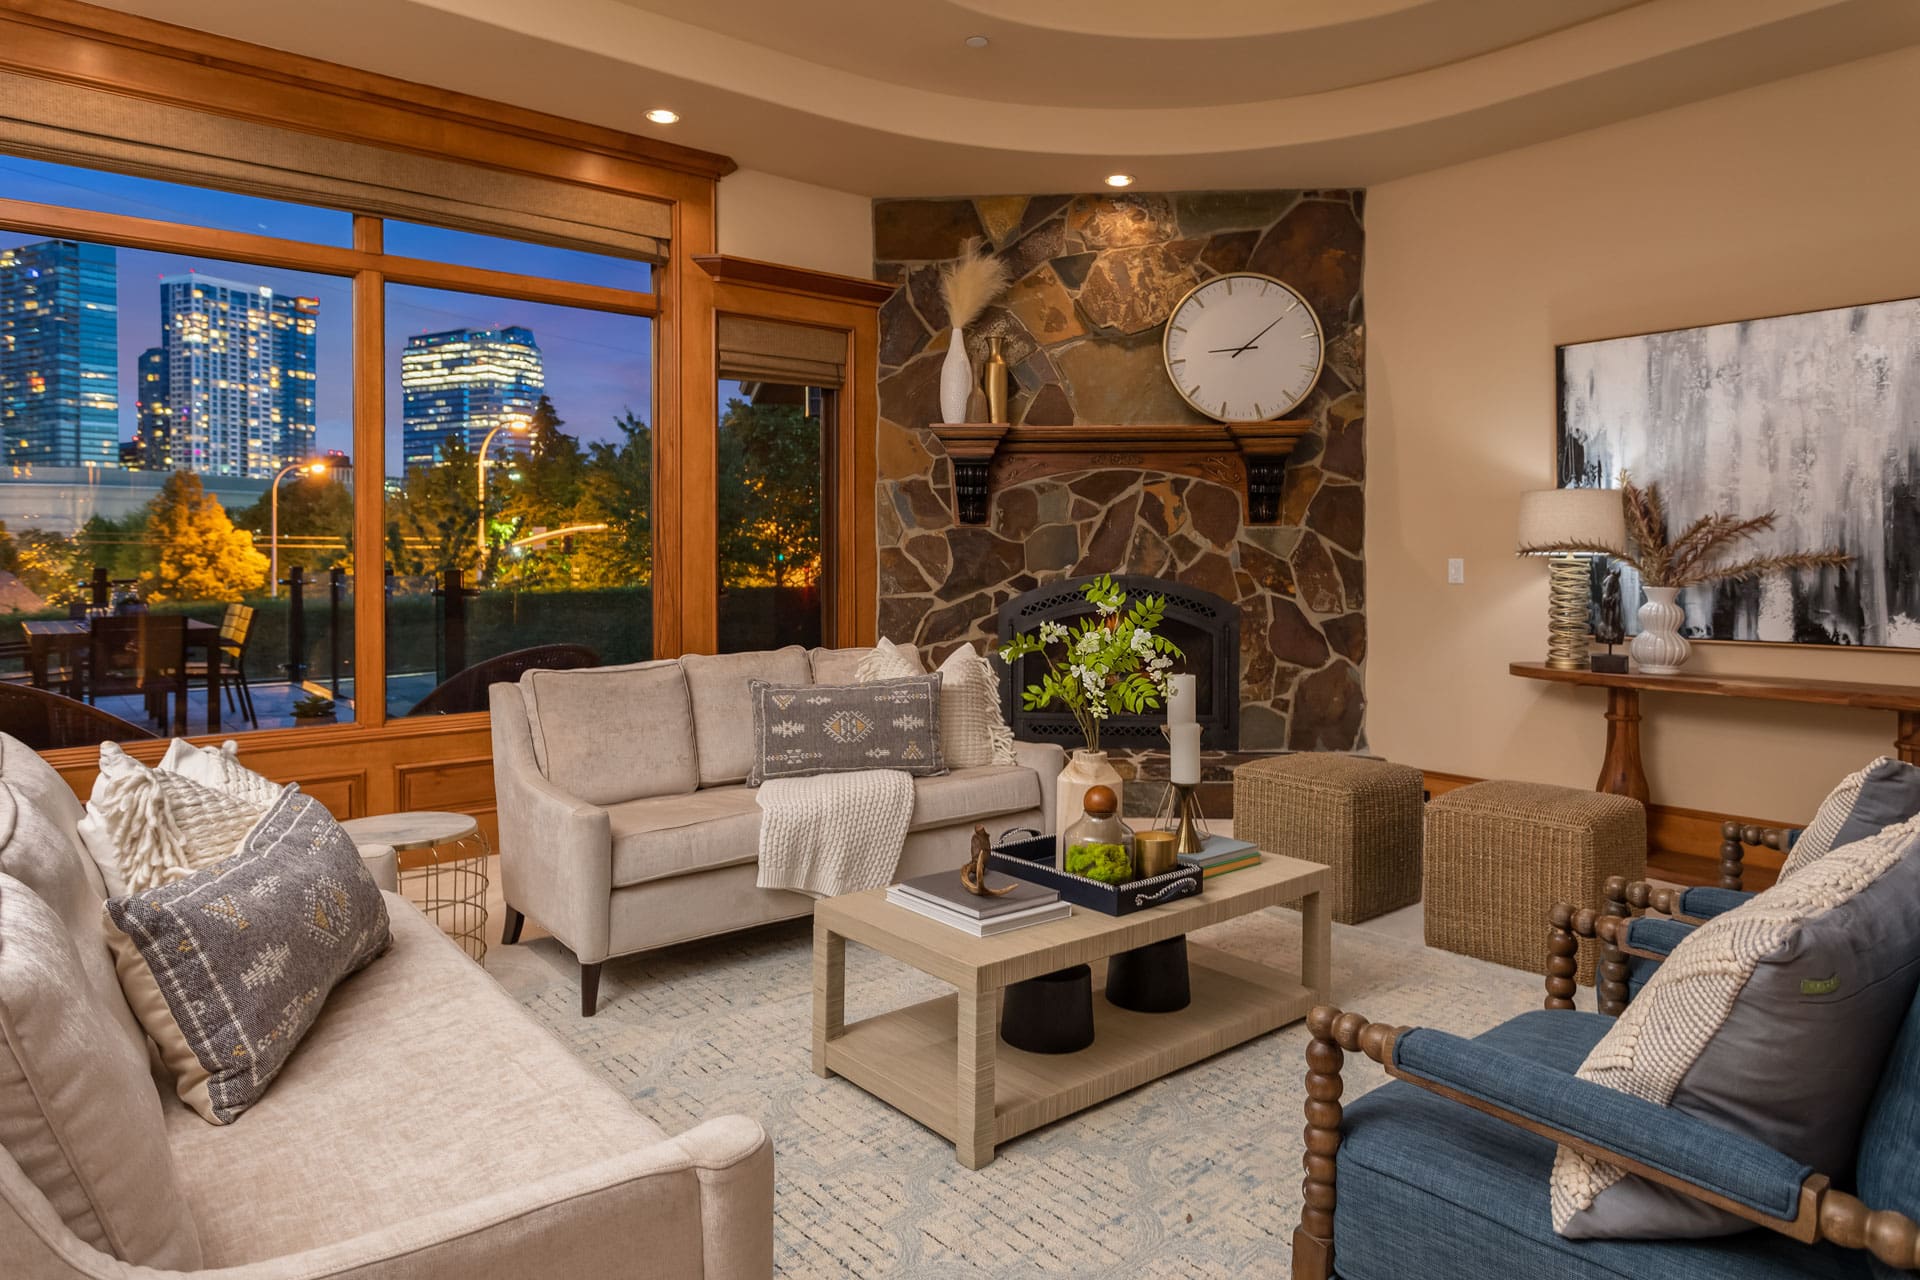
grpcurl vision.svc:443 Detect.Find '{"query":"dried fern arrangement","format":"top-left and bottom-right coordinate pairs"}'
top-left (938, 236), bottom-right (1010, 332)
top-left (1538, 476), bottom-right (1852, 588)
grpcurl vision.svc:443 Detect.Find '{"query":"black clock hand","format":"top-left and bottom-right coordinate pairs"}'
top-left (1228, 315), bottom-right (1285, 358)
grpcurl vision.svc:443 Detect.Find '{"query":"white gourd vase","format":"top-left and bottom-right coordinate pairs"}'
top-left (1630, 586), bottom-right (1691, 674)
top-left (939, 329), bottom-right (973, 424)
top-left (1055, 749), bottom-right (1124, 869)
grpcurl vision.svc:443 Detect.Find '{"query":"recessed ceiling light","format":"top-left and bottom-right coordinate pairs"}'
top-left (645, 108), bottom-right (680, 125)
top-left (1104, 173), bottom-right (1135, 188)
top-left (964, 34), bottom-right (990, 48)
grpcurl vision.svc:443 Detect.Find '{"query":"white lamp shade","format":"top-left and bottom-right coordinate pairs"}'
top-left (1516, 488), bottom-right (1625, 556)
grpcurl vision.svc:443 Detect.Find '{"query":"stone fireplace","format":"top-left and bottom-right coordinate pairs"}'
top-left (997, 576), bottom-right (1241, 750)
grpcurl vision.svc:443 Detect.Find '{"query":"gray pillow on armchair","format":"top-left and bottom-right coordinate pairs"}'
top-left (747, 675), bottom-right (946, 784)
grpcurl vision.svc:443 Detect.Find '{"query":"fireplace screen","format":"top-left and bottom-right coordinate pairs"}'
top-left (995, 576), bottom-right (1241, 750)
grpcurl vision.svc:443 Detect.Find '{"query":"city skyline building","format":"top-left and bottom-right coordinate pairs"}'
top-left (0, 238), bottom-right (120, 469)
top-left (156, 271), bottom-right (319, 478)
top-left (400, 325), bottom-right (544, 469)
top-left (133, 345), bottom-right (170, 469)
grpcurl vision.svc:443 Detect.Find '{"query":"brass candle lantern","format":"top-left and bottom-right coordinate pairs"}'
top-left (1516, 488), bottom-right (1625, 672)
top-left (1151, 781), bottom-right (1211, 856)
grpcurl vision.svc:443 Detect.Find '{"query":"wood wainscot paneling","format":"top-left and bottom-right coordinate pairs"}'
top-left (1420, 769), bottom-right (1788, 890)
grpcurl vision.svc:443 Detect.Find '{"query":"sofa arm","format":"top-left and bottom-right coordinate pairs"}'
top-left (1012, 740), bottom-right (1065, 835)
top-left (489, 685), bottom-right (615, 962)
top-left (661, 1116), bottom-right (775, 1280)
top-left (1393, 1026), bottom-right (1812, 1225)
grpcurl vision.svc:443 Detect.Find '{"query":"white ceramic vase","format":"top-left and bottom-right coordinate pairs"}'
top-left (938, 328), bottom-right (973, 424)
top-left (1630, 586), bottom-right (1691, 674)
top-left (1055, 749), bottom-right (1123, 868)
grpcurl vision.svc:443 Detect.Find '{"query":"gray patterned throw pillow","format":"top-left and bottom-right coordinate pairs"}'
top-left (748, 675), bottom-right (946, 784)
top-left (102, 786), bottom-right (391, 1125)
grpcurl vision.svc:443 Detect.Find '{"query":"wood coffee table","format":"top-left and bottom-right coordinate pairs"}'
top-left (812, 854), bottom-right (1331, 1168)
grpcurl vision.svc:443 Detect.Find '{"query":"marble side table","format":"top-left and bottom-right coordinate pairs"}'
top-left (340, 811), bottom-right (492, 961)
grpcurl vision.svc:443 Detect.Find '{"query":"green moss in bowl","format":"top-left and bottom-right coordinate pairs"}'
top-left (1065, 842), bottom-right (1133, 884)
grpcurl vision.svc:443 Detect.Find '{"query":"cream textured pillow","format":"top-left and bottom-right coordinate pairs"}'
top-left (77, 742), bottom-right (273, 895)
top-left (1780, 757), bottom-right (1920, 878)
top-left (0, 873), bottom-right (204, 1267)
top-left (861, 639), bottom-right (1014, 769)
top-left (158, 738), bottom-right (282, 806)
top-left (1551, 814), bottom-right (1920, 1239)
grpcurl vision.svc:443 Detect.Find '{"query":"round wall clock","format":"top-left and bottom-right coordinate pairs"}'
top-left (1161, 272), bottom-right (1324, 422)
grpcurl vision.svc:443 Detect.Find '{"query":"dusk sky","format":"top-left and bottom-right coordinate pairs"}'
top-left (1, 156), bottom-right (656, 474)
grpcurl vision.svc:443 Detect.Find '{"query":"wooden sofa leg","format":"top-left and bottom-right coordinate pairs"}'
top-left (501, 906), bottom-right (525, 946)
top-left (581, 963), bottom-right (603, 1018)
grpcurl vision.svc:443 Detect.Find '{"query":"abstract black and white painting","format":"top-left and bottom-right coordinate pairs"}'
top-left (1558, 297), bottom-right (1920, 649)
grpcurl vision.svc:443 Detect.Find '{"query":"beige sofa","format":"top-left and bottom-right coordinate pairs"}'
top-left (490, 644), bottom-right (1066, 1015)
top-left (0, 734), bottom-right (773, 1280)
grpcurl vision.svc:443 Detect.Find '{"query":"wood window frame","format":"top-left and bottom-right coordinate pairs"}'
top-left (0, 0), bottom-right (738, 795)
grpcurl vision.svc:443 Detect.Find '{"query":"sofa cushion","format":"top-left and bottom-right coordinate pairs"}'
top-left (104, 787), bottom-right (392, 1124)
top-left (1553, 816), bottom-right (1920, 1239)
top-left (0, 775), bottom-right (147, 1066)
top-left (748, 676), bottom-right (946, 784)
top-left (162, 895), bottom-right (668, 1266)
top-left (0, 874), bottom-right (203, 1269)
top-left (1857, 982), bottom-right (1920, 1280)
top-left (1783, 757), bottom-right (1920, 878)
top-left (610, 786), bottom-right (763, 887)
top-left (522, 662), bottom-right (698, 806)
top-left (1335, 1009), bottom-right (1867, 1280)
top-left (682, 647), bottom-right (811, 787)
top-left (909, 765), bottom-right (1042, 834)
top-left (809, 643), bottom-right (920, 686)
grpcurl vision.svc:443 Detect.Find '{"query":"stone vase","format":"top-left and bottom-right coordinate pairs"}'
top-left (939, 329), bottom-right (973, 424)
top-left (1630, 586), bottom-right (1691, 674)
top-left (1056, 749), bottom-right (1124, 868)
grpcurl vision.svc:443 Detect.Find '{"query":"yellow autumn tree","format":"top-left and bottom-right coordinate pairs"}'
top-left (141, 472), bottom-right (269, 602)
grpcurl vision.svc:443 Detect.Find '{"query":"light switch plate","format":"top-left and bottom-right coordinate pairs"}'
top-left (1447, 558), bottom-right (1465, 584)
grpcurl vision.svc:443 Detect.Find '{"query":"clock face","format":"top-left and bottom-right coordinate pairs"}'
top-left (1162, 273), bottom-right (1324, 422)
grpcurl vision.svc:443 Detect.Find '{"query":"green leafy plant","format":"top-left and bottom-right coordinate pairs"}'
top-left (291, 694), bottom-right (335, 719)
top-left (996, 574), bottom-right (1183, 753)
top-left (1525, 476), bottom-right (1852, 588)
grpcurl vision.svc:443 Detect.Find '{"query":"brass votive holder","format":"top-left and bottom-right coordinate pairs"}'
top-left (1133, 829), bottom-right (1178, 878)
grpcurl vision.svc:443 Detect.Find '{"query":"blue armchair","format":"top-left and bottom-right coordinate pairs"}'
top-left (1292, 1002), bottom-right (1920, 1279)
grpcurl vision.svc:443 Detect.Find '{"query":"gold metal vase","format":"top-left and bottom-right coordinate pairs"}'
top-left (984, 335), bottom-right (1010, 425)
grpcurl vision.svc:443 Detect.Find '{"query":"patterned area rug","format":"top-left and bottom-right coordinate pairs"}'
top-left (485, 908), bottom-right (1562, 1278)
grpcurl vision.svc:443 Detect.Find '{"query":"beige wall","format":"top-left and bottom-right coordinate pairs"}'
top-left (716, 168), bottom-right (874, 278)
top-left (1365, 45), bottom-right (1920, 825)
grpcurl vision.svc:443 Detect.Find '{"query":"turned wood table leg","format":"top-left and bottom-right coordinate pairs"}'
top-left (1597, 687), bottom-right (1650, 805)
top-left (1898, 711), bottom-right (1919, 767)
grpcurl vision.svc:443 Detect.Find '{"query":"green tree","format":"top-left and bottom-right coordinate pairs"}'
top-left (573, 412), bottom-right (653, 587)
top-left (715, 398), bottom-right (820, 588)
top-left (12, 529), bottom-right (85, 605)
top-left (385, 435), bottom-right (481, 579)
top-left (235, 473), bottom-right (353, 573)
top-left (141, 471), bottom-right (269, 601)
top-left (493, 395), bottom-right (589, 586)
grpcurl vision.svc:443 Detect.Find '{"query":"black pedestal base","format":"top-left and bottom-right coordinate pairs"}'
top-left (1104, 935), bottom-right (1191, 1013)
top-left (1000, 964), bottom-right (1095, 1054)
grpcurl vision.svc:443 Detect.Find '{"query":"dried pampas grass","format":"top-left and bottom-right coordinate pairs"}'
top-left (939, 237), bottom-right (1009, 332)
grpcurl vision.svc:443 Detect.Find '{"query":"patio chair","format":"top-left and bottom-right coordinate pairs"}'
top-left (0, 682), bottom-right (156, 750)
top-left (186, 602), bottom-right (259, 729)
top-left (85, 613), bottom-right (189, 734)
top-left (406, 643), bottom-right (599, 716)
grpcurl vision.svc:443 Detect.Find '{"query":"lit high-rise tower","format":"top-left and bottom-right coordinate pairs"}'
top-left (133, 346), bottom-right (171, 470)
top-left (400, 326), bottom-right (544, 469)
top-left (0, 238), bottom-right (119, 468)
top-left (157, 273), bottom-right (319, 478)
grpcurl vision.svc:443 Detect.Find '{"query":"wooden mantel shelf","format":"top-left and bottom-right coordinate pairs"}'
top-left (1510, 660), bottom-right (1920, 808)
top-left (929, 421), bottom-right (1313, 524)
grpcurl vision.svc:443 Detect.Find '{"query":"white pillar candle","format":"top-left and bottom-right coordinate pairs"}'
top-left (1170, 723), bottom-right (1202, 787)
top-left (1167, 674), bottom-right (1197, 725)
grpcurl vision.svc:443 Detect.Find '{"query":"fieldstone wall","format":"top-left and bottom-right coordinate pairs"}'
top-left (872, 190), bottom-right (1366, 751)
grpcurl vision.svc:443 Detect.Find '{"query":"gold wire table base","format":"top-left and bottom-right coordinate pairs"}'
top-left (340, 811), bottom-right (492, 962)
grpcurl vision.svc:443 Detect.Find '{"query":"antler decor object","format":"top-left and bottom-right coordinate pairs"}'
top-left (937, 237), bottom-right (1011, 425)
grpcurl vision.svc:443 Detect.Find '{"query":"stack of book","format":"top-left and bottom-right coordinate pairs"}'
top-left (886, 869), bottom-right (1070, 936)
top-left (1184, 834), bottom-right (1263, 879)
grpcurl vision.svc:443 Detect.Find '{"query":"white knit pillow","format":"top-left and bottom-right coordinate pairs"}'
top-left (158, 738), bottom-right (281, 807)
top-left (934, 646), bottom-right (1017, 769)
top-left (1780, 758), bottom-right (1892, 878)
top-left (76, 743), bottom-right (274, 895)
top-left (853, 636), bottom-right (924, 682)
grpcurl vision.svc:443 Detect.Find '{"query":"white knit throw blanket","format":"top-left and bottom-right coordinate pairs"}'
top-left (755, 769), bottom-right (915, 897)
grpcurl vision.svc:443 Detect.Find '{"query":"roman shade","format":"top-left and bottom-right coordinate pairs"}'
top-left (0, 72), bottom-right (669, 260)
top-left (716, 314), bottom-right (847, 388)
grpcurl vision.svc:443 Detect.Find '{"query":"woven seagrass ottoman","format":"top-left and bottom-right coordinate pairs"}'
top-left (1232, 753), bottom-right (1423, 924)
top-left (1424, 781), bottom-right (1645, 984)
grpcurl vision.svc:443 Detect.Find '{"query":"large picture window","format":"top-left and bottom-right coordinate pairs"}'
top-left (0, 153), bottom-right (657, 749)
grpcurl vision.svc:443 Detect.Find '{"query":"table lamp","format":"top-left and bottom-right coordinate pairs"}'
top-left (1516, 488), bottom-right (1625, 671)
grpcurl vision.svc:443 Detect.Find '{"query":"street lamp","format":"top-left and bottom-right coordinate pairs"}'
top-left (476, 417), bottom-right (530, 567)
top-left (270, 459), bottom-right (328, 597)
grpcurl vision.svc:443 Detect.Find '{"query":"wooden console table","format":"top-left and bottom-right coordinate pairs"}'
top-left (1510, 661), bottom-right (1920, 805)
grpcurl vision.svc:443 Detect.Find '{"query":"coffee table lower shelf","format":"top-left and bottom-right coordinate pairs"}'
top-left (821, 943), bottom-right (1314, 1165)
